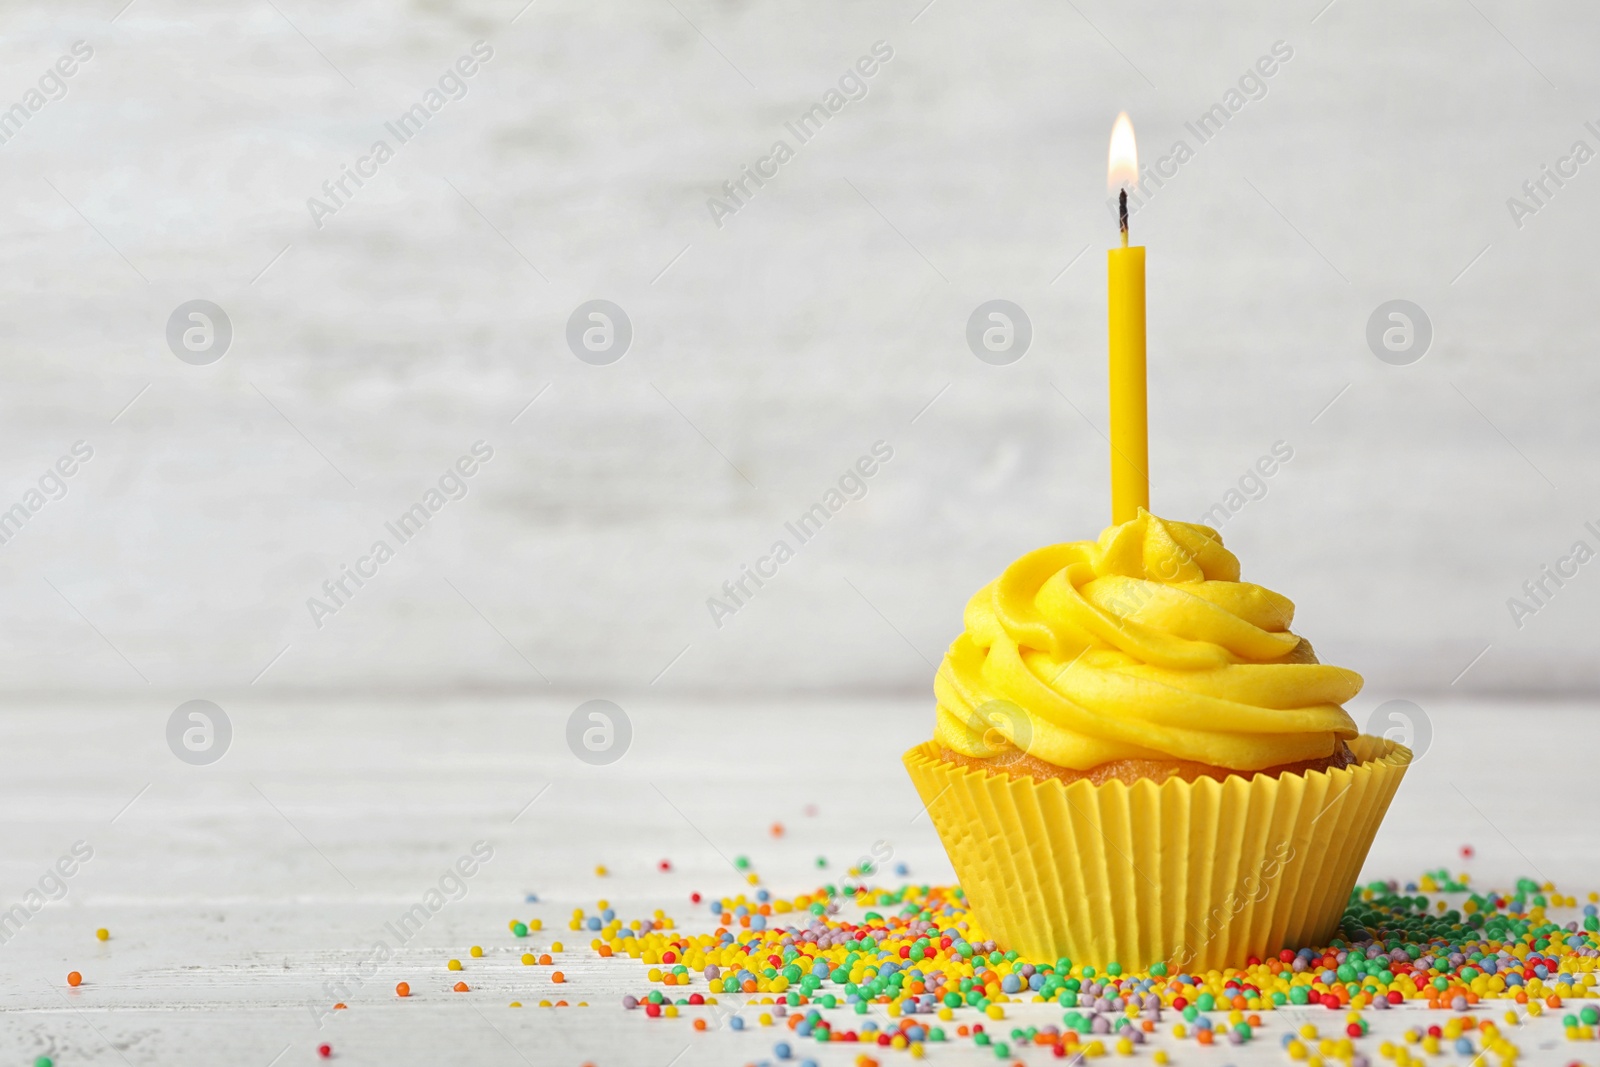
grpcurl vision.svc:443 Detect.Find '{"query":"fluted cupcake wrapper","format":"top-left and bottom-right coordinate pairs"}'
top-left (903, 735), bottom-right (1410, 972)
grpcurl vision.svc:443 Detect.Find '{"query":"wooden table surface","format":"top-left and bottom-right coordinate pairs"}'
top-left (0, 694), bottom-right (1590, 1065)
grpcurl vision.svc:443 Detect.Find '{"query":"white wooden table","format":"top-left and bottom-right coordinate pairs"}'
top-left (0, 694), bottom-right (1591, 1065)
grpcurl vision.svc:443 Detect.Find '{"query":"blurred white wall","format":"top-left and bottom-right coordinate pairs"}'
top-left (0, 0), bottom-right (1596, 705)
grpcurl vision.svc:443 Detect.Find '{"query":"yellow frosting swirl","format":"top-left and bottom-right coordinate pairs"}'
top-left (934, 511), bottom-right (1360, 771)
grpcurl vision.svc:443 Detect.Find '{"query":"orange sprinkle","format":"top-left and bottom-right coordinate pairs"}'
top-left (693, 1018), bottom-right (707, 1031)
top-left (552, 971), bottom-right (566, 983)
top-left (599, 946), bottom-right (613, 957)
top-left (395, 982), bottom-right (411, 997)
top-left (539, 954), bottom-right (553, 966)
top-left (454, 981), bottom-right (469, 992)
top-left (66, 971), bottom-right (82, 988)
top-left (333, 1002), bottom-right (347, 1010)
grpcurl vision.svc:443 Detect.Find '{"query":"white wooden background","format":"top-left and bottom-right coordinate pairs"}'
top-left (0, 696), bottom-right (1593, 1065)
top-left (0, 0), bottom-right (1595, 700)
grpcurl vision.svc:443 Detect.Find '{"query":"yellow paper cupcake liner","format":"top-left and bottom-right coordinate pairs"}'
top-left (903, 735), bottom-right (1410, 972)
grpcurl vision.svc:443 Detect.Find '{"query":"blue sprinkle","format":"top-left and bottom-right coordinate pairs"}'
top-left (751, 915), bottom-right (767, 931)
top-left (894, 863), bottom-right (909, 876)
top-left (524, 893), bottom-right (539, 902)
top-left (600, 908), bottom-right (615, 922)
top-left (586, 917), bottom-right (601, 930)
top-left (730, 1017), bottom-right (745, 1031)
top-left (774, 1042), bottom-right (792, 1059)
top-left (1455, 1039), bottom-right (1474, 1055)
top-left (1000, 974), bottom-right (1021, 994)
top-left (757, 889), bottom-right (770, 902)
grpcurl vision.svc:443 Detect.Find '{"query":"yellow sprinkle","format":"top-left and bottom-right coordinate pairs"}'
top-left (530, 919), bottom-right (542, 931)
top-left (447, 959), bottom-right (462, 971)
top-left (469, 946), bottom-right (483, 958)
top-left (551, 941), bottom-right (564, 953)
top-left (509, 1001), bottom-right (522, 1007)
top-left (521, 953), bottom-right (535, 965)
top-left (595, 865), bottom-right (608, 876)
top-left (94, 928), bottom-right (109, 942)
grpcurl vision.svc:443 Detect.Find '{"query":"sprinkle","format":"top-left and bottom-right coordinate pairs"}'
top-left (66, 971), bottom-right (81, 988)
top-left (94, 928), bottom-right (109, 941)
top-left (395, 982), bottom-right (410, 998)
top-left (469, 946), bottom-right (483, 958)
top-left (317, 1044), bottom-right (331, 1058)
top-left (453, 981), bottom-right (469, 992)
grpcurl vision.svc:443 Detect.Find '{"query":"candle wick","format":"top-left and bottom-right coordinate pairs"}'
top-left (1118, 188), bottom-right (1129, 247)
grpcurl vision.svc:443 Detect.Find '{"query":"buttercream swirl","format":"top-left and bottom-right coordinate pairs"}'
top-left (934, 510), bottom-right (1360, 771)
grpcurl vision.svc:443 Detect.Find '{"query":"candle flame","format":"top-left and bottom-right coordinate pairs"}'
top-left (1107, 112), bottom-right (1138, 193)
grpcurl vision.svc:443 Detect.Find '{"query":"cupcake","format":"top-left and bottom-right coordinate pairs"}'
top-left (903, 510), bottom-right (1409, 972)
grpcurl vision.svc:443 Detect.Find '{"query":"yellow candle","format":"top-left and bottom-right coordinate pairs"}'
top-left (1106, 112), bottom-right (1147, 525)
top-left (1108, 242), bottom-right (1147, 524)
